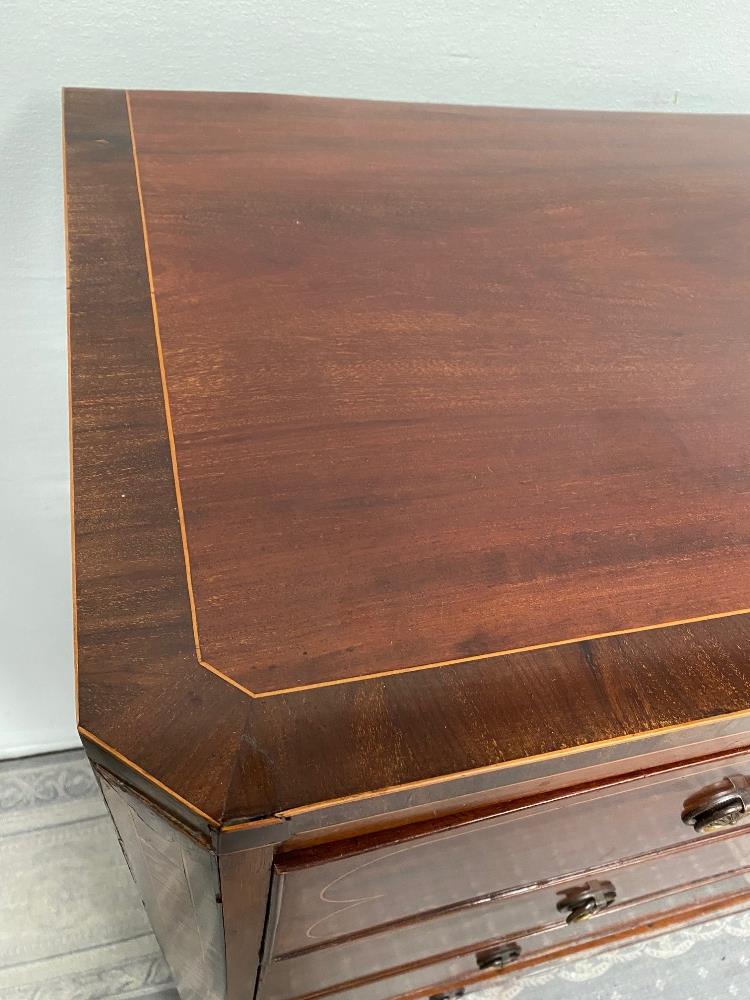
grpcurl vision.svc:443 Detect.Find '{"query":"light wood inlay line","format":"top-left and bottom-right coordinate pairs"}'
top-left (245, 607), bottom-right (750, 699)
top-left (84, 701), bottom-right (750, 833)
top-left (79, 726), bottom-right (220, 826)
top-left (125, 90), bottom-right (205, 668)
top-left (125, 92), bottom-right (750, 700)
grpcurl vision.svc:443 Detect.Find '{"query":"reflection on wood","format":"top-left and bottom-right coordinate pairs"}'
top-left (271, 751), bottom-right (750, 952)
top-left (220, 845), bottom-right (274, 999)
top-left (98, 768), bottom-right (226, 1000)
top-left (262, 835), bottom-right (750, 1000)
top-left (66, 89), bottom-right (750, 999)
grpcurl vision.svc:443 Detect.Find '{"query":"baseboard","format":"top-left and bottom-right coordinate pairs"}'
top-left (0, 735), bottom-right (82, 760)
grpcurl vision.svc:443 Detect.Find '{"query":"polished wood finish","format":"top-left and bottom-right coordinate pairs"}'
top-left (98, 769), bottom-right (227, 1000)
top-left (262, 834), bottom-right (750, 1000)
top-left (271, 729), bottom-right (750, 853)
top-left (66, 88), bottom-right (750, 829)
top-left (98, 767), bottom-right (272, 1000)
top-left (65, 88), bottom-right (246, 828)
top-left (127, 91), bottom-right (750, 699)
top-left (65, 87), bottom-right (750, 1000)
top-left (220, 846), bottom-right (275, 999)
top-left (294, 881), bottom-right (750, 1000)
top-left (269, 749), bottom-right (750, 954)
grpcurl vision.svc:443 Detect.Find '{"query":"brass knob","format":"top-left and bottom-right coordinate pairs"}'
top-left (557, 880), bottom-right (616, 925)
top-left (681, 775), bottom-right (750, 834)
top-left (476, 942), bottom-right (522, 970)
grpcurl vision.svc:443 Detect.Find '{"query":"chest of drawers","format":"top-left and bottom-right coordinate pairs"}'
top-left (65, 87), bottom-right (750, 1000)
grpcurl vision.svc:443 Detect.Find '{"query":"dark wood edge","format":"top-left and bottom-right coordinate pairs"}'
top-left (65, 86), bottom-right (253, 825)
top-left (269, 870), bottom-right (750, 1000)
top-left (85, 722), bottom-right (750, 863)
top-left (275, 741), bottom-right (750, 873)
top-left (91, 762), bottom-right (214, 848)
top-left (394, 887), bottom-right (750, 1000)
top-left (201, 608), bottom-right (750, 699)
top-left (217, 716), bottom-right (750, 851)
top-left (124, 88), bottom-right (750, 700)
top-left (83, 737), bottom-right (219, 840)
top-left (272, 820), bottom-right (750, 960)
top-left (219, 846), bottom-right (275, 1000)
top-left (67, 86), bottom-right (750, 831)
top-left (83, 705), bottom-right (750, 849)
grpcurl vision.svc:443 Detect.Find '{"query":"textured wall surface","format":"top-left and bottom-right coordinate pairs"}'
top-left (1, 0), bottom-right (749, 755)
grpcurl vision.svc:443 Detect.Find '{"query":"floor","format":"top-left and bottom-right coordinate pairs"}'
top-left (2, 753), bottom-right (750, 1000)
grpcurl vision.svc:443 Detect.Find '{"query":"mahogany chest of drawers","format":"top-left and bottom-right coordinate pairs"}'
top-left (65, 88), bottom-right (750, 1000)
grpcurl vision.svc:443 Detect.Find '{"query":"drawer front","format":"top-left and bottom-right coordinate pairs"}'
top-left (261, 841), bottom-right (750, 1000)
top-left (333, 875), bottom-right (750, 1000)
top-left (272, 751), bottom-right (750, 955)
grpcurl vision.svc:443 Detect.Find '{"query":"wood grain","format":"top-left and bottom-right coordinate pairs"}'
top-left (127, 91), bottom-right (750, 695)
top-left (259, 878), bottom-right (750, 1000)
top-left (66, 89), bottom-right (750, 830)
top-left (269, 750), bottom-right (750, 953)
top-left (69, 87), bottom-right (750, 1000)
top-left (261, 837), bottom-right (750, 1000)
top-left (65, 88), bottom-right (252, 826)
top-left (98, 769), bottom-right (227, 1000)
top-left (219, 845), bottom-right (274, 999)
top-left (393, 886), bottom-right (750, 1000)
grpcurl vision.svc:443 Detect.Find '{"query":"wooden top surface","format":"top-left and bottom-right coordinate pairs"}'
top-left (66, 88), bottom-right (750, 829)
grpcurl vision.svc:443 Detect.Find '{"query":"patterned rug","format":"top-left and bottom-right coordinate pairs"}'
top-left (2, 750), bottom-right (750, 1000)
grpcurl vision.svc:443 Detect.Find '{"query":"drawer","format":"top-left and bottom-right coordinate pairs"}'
top-left (260, 835), bottom-right (750, 1000)
top-left (325, 872), bottom-right (750, 1000)
top-left (271, 750), bottom-right (750, 955)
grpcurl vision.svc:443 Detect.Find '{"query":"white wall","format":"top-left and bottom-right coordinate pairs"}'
top-left (2, 0), bottom-right (750, 757)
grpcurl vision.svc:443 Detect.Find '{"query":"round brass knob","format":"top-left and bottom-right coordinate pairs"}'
top-left (565, 897), bottom-right (600, 923)
top-left (557, 880), bottom-right (616, 925)
top-left (681, 775), bottom-right (750, 834)
top-left (476, 942), bottom-right (522, 970)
